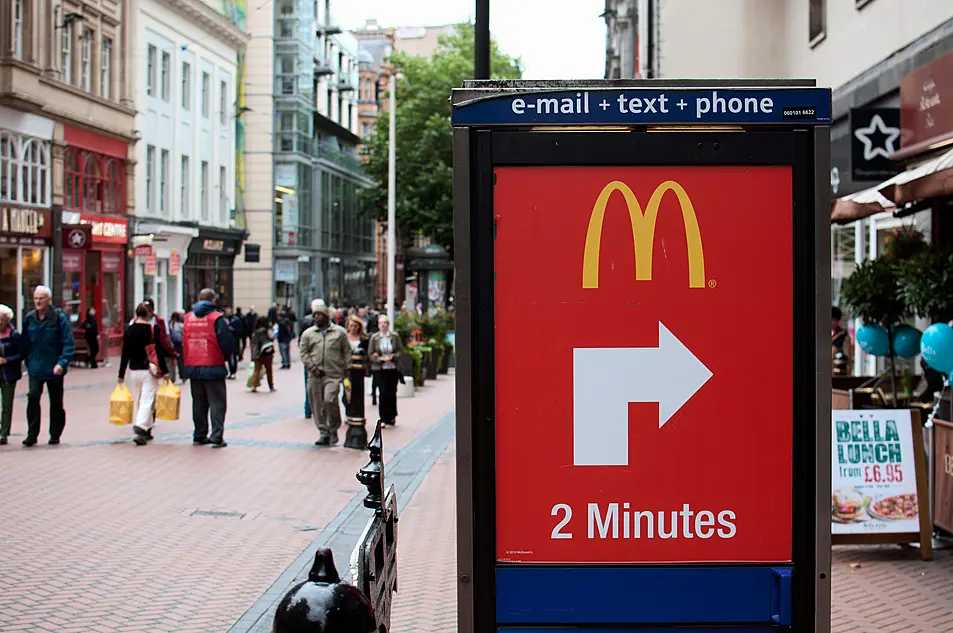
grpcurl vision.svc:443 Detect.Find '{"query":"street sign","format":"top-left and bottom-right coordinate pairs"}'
top-left (453, 81), bottom-right (831, 633)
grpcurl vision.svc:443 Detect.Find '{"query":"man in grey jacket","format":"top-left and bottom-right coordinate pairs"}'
top-left (299, 303), bottom-right (351, 446)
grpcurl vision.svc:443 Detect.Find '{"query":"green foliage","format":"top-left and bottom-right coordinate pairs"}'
top-left (883, 225), bottom-right (927, 262)
top-left (840, 257), bottom-right (909, 329)
top-left (899, 249), bottom-right (953, 323)
top-left (393, 311), bottom-right (417, 343)
top-left (418, 313), bottom-right (445, 343)
top-left (407, 346), bottom-right (423, 386)
top-left (361, 24), bottom-right (522, 255)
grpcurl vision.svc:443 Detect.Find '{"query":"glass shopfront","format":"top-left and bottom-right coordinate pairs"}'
top-left (0, 206), bottom-right (52, 328)
top-left (183, 230), bottom-right (243, 308)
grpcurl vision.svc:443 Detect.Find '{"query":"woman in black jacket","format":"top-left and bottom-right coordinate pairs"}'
top-left (118, 302), bottom-right (168, 446)
top-left (0, 304), bottom-right (24, 445)
top-left (82, 307), bottom-right (100, 368)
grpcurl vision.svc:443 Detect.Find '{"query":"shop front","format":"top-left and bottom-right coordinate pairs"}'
top-left (183, 228), bottom-right (245, 309)
top-left (61, 210), bottom-right (129, 359)
top-left (0, 105), bottom-right (55, 327)
top-left (131, 223), bottom-right (198, 319)
top-left (0, 206), bottom-right (52, 329)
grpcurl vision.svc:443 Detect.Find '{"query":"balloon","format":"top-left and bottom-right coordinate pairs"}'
top-left (856, 325), bottom-right (889, 357)
top-left (892, 325), bottom-right (923, 359)
top-left (921, 323), bottom-right (953, 375)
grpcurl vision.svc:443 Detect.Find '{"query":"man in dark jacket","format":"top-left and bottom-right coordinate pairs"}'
top-left (224, 306), bottom-right (241, 379)
top-left (183, 288), bottom-right (235, 448)
top-left (21, 285), bottom-right (74, 446)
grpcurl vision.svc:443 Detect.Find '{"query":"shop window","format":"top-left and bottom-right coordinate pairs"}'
top-left (21, 247), bottom-right (44, 321)
top-left (64, 148), bottom-right (125, 215)
top-left (0, 131), bottom-right (51, 207)
top-left (0, 248), bottom-right (16, 319)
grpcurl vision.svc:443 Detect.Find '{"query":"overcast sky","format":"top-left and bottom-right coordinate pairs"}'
top-left (333, 0), bottom-right (606, 80)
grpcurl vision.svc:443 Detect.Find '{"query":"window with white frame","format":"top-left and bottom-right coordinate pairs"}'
top-left (61, 21), bottom-right (73, 83)
top-left (161, 51), bottom-right (171, 101)
top-left (180, 155), bottom-right (190, 218)
top-left (181, 62), bottom-right (191, 110)
top-left (81, 30), bottom-right (93, 92)
top-left (201, 72), bottom-right (210, 117)
top-left (101, 38), bottom-right (112, 99)
top-left (145, 145), bottom-right (155, 211)
top-left (13, 0), bottom-right (23, 60)
top-left (219, 80), bottom-right (228, 124)
top-left (160, 150), bottom-right (169, 214)
top-left (219, 165), bottom-right (227, 222)
top-left (147, 45), bottom-right (156, 96)
top-left (200, 161), bottom-right (209, 220)
top-left (0, 131), bottom-right (51, 207)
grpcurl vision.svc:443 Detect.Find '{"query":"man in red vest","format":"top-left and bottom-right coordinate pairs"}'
top-left (182, 288), bottom-right (235, 448)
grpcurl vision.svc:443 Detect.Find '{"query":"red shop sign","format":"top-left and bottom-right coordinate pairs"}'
top-left (169, 249), bottom-right (181, 276)
top-left (62, 224), bottom-right (92, 250)
top-left (493, 166), bottom-right (794, 564)
top-left (102, 252), bottom-right (121, 273)
top-left (134, 245), bottom-right (152, 258)
top-left (62, 251), bottom-right (83, 273)
top-left (78, 213), bottom-right (129, 245)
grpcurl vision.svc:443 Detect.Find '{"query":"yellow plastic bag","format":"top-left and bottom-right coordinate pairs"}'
top-left (156, 380), bottom-right (181, 421)
top-left (109, 384), bottom-right (134, 426)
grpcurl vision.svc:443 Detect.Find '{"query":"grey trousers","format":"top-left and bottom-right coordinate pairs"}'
top-left (191, 379), bottom-right (227, 443)
top-left (308, 373), bottom-right (343, 438)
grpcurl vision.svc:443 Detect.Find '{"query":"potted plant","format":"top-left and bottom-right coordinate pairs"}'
top-left (841, 256), bottom-right (910, 406)
top-left (899, 249), bottom-right (953, 325)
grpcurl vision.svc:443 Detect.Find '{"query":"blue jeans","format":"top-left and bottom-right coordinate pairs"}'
top-left (279, 341), bottom-right (291, 368)
top-left (304, 367), bottom-right (312, 418)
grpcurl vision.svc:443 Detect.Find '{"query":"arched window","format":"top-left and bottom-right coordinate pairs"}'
top-left (63, 147), bottom-right (124, 214)
top-left (0, 131), bottom-right (50, 206)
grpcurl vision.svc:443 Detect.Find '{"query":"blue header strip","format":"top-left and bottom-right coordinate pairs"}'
top-left (452, 88), bottom-right (831, 127)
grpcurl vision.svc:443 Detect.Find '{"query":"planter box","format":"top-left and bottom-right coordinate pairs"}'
top-left (439, 343), bottom-right (452, 374)
top-left (397, 379), bottom-right (416, 398)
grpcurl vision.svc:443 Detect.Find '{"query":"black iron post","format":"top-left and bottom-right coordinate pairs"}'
top-left (356, 421), bottom-right (384, 513)
top-left (475, 0), bottom-right (490, 80)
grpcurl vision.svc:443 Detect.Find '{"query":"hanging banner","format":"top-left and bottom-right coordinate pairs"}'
top-left (144, 253), bottom-right (157, 276)
top-left (169, 250), bottom-right (181, 276)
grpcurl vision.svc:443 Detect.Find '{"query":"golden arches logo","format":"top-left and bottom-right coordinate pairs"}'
top-left (582, 180), bottom-right (706, 289)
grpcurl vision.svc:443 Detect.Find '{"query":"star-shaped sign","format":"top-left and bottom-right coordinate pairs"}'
top-left (854, 114), bottom-right (900, 161)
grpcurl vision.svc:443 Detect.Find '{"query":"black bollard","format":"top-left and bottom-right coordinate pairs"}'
top-left (355, 420), bottom-right (384, 512)
top-left (273, 548), bottom-right (377, 633)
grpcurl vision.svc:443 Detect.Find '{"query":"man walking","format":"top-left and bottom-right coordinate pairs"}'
top-left (223, 306), bottom-right (241, 378)
top-left (182, 288), bottom-right (234, 448)
top-left (21, 285), bottom-right (74, 446)
top-left (300, 303), bottom-right (351, 446)
top-left (299, 301), bottom-right (318, 419)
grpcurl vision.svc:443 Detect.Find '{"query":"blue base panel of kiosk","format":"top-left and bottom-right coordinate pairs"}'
top-left (496, 566), bottom-right (792, 627)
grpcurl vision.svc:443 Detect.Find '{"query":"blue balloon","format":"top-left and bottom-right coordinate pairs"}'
top-left (892, 325), bottom-right (923, 359)
top-left (921, 323), bottom-right (953, 375)
top-left (857, 325), bottom-right (890, 357)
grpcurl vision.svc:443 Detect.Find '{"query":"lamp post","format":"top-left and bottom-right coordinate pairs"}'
top-left (475, 0), bottom-right (490, 80)
top-left (386, 72), bottom-right (397, 323)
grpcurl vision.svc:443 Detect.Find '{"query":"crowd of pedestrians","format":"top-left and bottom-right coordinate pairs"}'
top-left (0, 286), bottom-right (400, 450)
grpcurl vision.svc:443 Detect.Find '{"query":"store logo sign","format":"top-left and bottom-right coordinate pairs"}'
top-left (203, 239), bottom-right (225, 251)
top-left (582, 180), bottom-right (706, 289)
top-left (1, 206), bottom-right (46, 235)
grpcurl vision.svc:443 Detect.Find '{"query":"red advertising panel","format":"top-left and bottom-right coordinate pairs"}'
top-left (494, 166), bottom-right (794, 564)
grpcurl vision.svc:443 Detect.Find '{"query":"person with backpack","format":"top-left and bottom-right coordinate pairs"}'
top-left (21, 285), bottom-right (75, 446)
top-left (168, 311), bottom-right (185, 383)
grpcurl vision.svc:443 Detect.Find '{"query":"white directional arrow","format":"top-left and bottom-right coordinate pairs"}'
top-left (573, 322), bottom-right (713, 466)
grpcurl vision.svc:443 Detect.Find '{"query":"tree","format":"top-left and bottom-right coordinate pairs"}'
top-left (361, 24), bottom-right (522, 255)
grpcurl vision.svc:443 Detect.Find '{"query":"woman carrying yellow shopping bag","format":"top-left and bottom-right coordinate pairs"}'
top-left (118, 303), bottom-right (169, 446)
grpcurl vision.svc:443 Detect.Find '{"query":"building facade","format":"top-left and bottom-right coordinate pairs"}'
top-left (132, 0), bottom-right (248, 318)
top-left (603, 0), bottom-right (639, 79)
top-left (238, 0), bottom-right (375, 318)
top-left (0, 0), bottom-right (138, 359)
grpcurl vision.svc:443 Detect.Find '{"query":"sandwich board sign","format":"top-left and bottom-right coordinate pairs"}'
top-left (453, 80), bottom-right (831, 633)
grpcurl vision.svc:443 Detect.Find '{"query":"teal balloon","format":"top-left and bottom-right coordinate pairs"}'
top-left (921, 323), bottom-right (953, 375)
top-left (892, 325), bottom-right (922, 359)
top-left (856, 325), bottom-right (889, 357)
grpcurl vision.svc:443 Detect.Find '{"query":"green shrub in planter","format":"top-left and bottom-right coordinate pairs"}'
top-left (408, 347), bottom-right (424, 387)
top-left (416, 345), bottom-right (433, 386)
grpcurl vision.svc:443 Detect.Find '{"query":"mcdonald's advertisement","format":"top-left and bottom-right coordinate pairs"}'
top-left (494, 166), bottom-right (794, 564)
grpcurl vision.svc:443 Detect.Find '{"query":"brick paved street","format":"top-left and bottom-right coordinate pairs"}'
top-left (5, 352), bottom-right (953, 632)
top-left (0, 348), bottom-right (456, 633)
